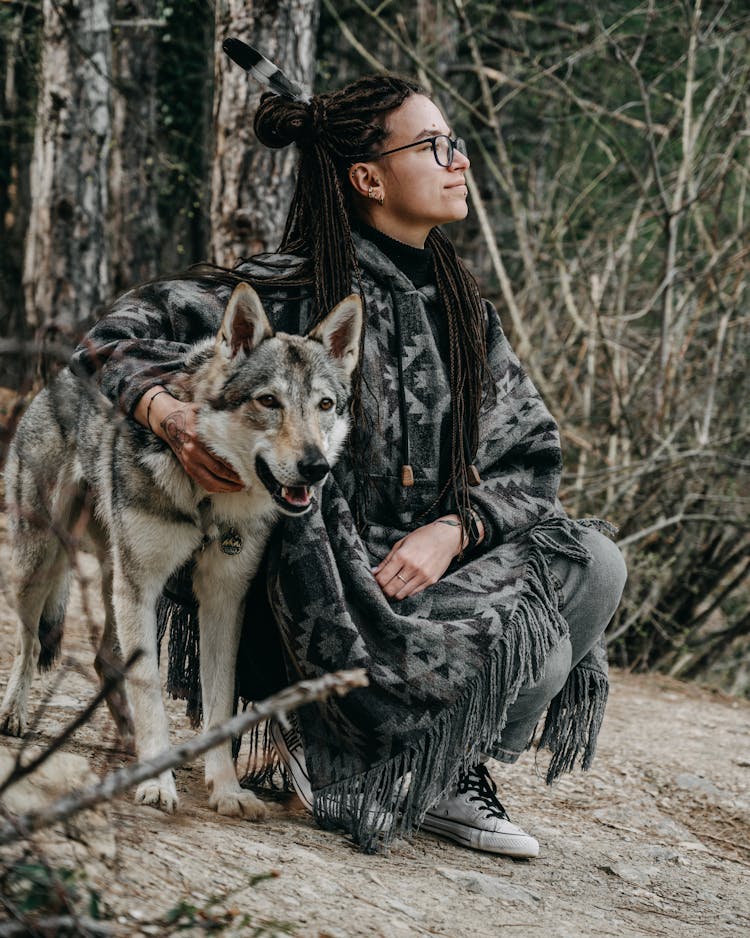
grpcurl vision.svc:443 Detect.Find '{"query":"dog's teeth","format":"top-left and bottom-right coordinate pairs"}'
top-left (281, 485), bottom-right (311, 506)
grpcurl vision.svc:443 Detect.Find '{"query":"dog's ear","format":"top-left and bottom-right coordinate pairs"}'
top-left (217, 283), bottom-right (273, 358)
top-left (308, 295), bottom-right (363, 379)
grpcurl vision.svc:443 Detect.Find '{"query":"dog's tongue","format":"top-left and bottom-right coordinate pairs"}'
top-left (281, 485), bottom-right (311, 507)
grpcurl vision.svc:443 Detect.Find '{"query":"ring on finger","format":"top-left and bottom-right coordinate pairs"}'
top-left (396, 573), bottom-right (408, 584)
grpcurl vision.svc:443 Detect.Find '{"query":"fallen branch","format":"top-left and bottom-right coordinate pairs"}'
top-left (0, 668), bottom-right (368, 845)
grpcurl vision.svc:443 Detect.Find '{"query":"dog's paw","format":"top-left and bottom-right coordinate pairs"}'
top-left (0, 707), bottom-right (26, 738)
top-left (135, 778), bottom-right (178, 814)
top-left (209, 789), bottom-right (268, 821)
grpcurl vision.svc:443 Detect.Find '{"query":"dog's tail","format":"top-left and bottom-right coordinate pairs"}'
top-left (37, 585), bottom-right (69, 671)
top-left (38, 613), bottom-right (65, 671)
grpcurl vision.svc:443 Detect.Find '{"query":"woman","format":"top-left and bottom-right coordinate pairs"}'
top-left (71, 75), bottom-right (626, 855)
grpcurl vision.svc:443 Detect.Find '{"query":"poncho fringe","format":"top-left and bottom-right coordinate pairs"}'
top-left (156, 562), bottom-right (202, 729)
top-left (154, 516), bottom-right (605, 852)
top-left (307, 517), bottom-right (598, 851)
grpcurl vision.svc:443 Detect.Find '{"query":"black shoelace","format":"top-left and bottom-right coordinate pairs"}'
top-left (279, 716), bottom-right (303, 754)
top-left (457, 764), bottom-right (511, 820)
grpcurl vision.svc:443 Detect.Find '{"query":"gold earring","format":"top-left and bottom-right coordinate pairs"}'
top-left (368, 185), bottom-right (384, 206)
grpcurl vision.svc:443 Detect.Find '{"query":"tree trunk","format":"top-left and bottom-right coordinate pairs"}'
top-left (210, 0), bottom-right (319, 267)
top-left (22, 0), bottom-right (112, 333)
top-left (0, 3), bottom-right (42, 386)
top-left (109, 0), bottom-right (162, 293)
top-left (154, 0), bottom-right (214, 272)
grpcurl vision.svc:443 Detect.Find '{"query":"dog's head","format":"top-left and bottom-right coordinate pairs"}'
top-left (192, 282), bottom-right (362, 514)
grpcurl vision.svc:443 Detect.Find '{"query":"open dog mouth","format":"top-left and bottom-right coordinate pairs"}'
top-left (255, 455), bottom-right (313, 514)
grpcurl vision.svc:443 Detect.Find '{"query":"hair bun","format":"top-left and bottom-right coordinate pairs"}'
top-left (254, 93), bottom-right (316, 149)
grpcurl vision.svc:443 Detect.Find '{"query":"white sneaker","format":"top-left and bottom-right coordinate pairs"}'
top-left (269, 718), bottom-right (393, 834)
top-left (269, 717), bottom-right (314, 811)
top-left (421, 763), bottom-right (540, 858)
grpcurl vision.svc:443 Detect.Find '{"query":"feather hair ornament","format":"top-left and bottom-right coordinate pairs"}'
top-left (222, 38), bottom-right (311, 103)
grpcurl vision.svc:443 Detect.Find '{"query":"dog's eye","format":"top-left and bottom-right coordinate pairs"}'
top-left (319, 398), bottom-right (334, 411)
top-left (257, 394), bottom-right (281, 409)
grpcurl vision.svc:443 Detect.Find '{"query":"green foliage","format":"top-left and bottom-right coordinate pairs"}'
top-left (160, 871), bottom-right (296, 936)
top-left (0, 857), bottom-right (294, 935)
top-left (0, 855), bottom-right (107, 923)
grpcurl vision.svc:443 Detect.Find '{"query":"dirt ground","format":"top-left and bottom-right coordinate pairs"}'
top-left (0, 518), bottom-right (749, 938)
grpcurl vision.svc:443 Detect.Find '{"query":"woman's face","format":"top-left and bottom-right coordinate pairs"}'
top-left (351, 94), bottom-right (470, 247)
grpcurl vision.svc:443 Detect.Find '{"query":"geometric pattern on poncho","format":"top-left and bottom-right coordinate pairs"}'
top-left (71, 232), bottom-right (612, 852)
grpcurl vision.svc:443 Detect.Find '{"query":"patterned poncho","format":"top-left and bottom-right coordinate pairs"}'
top-left (72, 232), bottom-right (611, 852)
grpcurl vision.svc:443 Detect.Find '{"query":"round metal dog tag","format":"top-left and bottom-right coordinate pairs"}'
top-left (220, 530), bottom-right (243, 555)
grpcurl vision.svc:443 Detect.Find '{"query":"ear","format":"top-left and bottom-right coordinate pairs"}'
top-left (308, 295), bottom-right (363, 379)
top-left (348, 162), bottom-right (382, 200)
top-left (216, 282), bottom-right (273, 358)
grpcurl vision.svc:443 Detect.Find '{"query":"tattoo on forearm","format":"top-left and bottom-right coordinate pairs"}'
top-left (161, 411), bottom-right (190, 452)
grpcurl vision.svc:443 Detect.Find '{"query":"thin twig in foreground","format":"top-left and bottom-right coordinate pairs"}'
top-left (0, 669), bottom-right (368, 845)
top-left (0, 651), bottom-right (142, 800)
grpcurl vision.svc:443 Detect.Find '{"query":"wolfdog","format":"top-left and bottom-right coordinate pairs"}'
top-left (1, 282), bottom-right (362, 819)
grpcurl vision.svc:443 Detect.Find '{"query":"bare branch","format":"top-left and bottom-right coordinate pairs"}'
top-left (477, 64), bottom-right (668, 136)
top-left (0, 651), bottom-right (141, 800)
top-left (616, 513), bottom-right (750, 549)
top-left (0, 669), bottom-right (368, 845)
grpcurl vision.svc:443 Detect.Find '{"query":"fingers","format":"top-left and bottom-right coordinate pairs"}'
top-left (392, 572), bottom-right (431, 600)
top-left (179, 442), bottom-right (244, 493)
top-left (182, 459), bottom-right (244, 493)
top-left (159, 402), bottom-right (243, 493)
top-left (374, 553), bottom-right (434, 600)
top-left (372, 523), bottom-right (459, 601)
top-left (188, 442), bottom-right (242, 486)
top-left (372, 546), bottom-right (407, 594)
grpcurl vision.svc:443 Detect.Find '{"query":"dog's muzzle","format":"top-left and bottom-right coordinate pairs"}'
top-left (255, 455), bottom-right (324, 514)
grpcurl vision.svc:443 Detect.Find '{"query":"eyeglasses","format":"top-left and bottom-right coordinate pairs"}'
top-left (370, 134), bottom-right (467, 168)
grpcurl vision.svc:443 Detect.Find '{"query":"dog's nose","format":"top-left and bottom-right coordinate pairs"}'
top-left (297, 450), bottom-right (330, 483)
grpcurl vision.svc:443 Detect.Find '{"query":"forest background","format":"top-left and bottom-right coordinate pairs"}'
top-left (0, 0), bottom-right (748, 697)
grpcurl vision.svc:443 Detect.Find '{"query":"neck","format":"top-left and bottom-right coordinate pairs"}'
top-left (357, 213), bottom-right (429, 249)
top-left (355, 221), bottom-right (435, 289)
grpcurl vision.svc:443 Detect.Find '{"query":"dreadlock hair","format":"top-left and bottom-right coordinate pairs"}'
top-left (253, 75), bottom-right (491, 535)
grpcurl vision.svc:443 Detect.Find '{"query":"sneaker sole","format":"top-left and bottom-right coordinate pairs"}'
top-left (421, 813), bottom-right (540, 858)
top-left (269, 720), bottom-right (314, 812)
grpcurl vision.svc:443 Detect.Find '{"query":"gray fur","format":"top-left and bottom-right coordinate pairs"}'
top-left (1, 285), bottom-right (362, 820)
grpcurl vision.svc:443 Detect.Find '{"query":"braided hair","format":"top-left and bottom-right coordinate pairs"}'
top-left (253, 75), bottom-right (491, 533)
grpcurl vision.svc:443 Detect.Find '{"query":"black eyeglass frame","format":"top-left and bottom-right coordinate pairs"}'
top-left (361, 134), bottom-right (467, 168)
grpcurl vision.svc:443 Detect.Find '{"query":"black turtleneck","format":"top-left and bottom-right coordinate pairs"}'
top-left (356, 222), bottom-right (435, 288)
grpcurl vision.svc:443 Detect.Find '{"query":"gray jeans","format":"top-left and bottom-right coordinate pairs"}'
top-left (492, 527), bottom-right (627, 761)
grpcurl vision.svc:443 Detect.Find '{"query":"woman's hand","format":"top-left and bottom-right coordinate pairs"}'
top-left (373, 517), bottom-right (466, 600)
top-left (136, 387), bottom-right (244, 493)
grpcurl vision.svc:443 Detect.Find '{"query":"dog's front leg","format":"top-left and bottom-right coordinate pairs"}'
top-left (193, 545), bottom-right (267, 820)
top-left (111, 564), bottom-right (178, 813)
